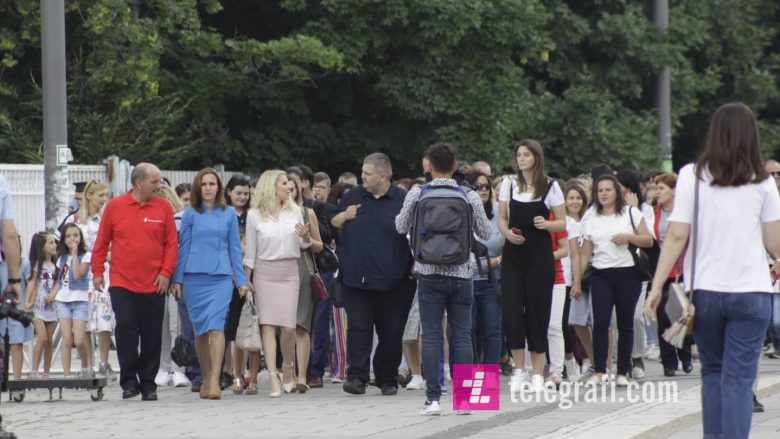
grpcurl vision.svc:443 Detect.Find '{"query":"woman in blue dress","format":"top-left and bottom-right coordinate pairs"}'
top-left (171, 168), bottom-right (250, 399)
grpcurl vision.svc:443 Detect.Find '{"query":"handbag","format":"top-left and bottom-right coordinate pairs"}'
top-left (236, 296), bottom-right (262, 352)
top-left (316, 245), bottom-right (339, 274)
top-left (304, 249), bottom-right (329, 302)
top-left (628, 207), bottom-right (661, 281)
top-left (662, 175), bottom-right (700, 348)
top-left (171, 334), bottom-right (197, 368)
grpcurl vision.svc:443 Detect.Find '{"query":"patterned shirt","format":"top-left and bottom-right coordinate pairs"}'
top-left (395, 178), bottom-right (491, 279)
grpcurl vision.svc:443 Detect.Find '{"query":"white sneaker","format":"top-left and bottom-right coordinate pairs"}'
top-left (565, 359), bottom-right (580, 382)
top-left (172, 371), bottom-right (190, 388)
top-left (587, 374), bottom-right (606, 386)
top-left (331, 377), bottom-right (343, 384)
top-left (406, 375), bottom-right (425, 390)
top-left (455, 410), bottom-right (472, 415)
top-left (419, 400), bottom-right (442, 416)
top-left (155, 370), bottom-right (172, 386)
top-left (547, 373), bottom-right (562, 389)
top-left (530, 374), bottom-right (545, 393)
top-left (580, 360), bottom-right (593, 375)
top-left (632, 366), bottom-right (645, 379)
top-left (645, 343), bottom-right (660, 361)
top-left (615, 375), bottom-right (630, 387)
top-left (510, 369), bottom-right (529, 392)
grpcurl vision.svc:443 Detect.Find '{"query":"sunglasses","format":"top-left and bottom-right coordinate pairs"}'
top-left (474, 183), bottom-right (491, 191)
top-left (771, 171), bottom-right (780, 177)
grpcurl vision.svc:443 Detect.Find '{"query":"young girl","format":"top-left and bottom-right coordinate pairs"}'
top-left (23, 232), bottom-right (59, 378)
top-left (54, 223), bottom-right (93, 377)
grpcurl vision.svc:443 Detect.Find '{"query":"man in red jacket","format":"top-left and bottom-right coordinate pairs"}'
top-left (92, 163), bottom-right (178, 401)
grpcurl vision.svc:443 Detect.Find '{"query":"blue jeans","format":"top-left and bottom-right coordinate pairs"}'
top-left (694, 291), bottom-right (771, 439)
top-left (177, 297), bottom-right (202, 384)
top-left (770, 294), bottom-right (780, 348)
top-left (472, 279), bottom-right (502, 364)
top-left (309, 273), bottom-right (334, 378)
top-left (418, 274), bottom-right (473, 402)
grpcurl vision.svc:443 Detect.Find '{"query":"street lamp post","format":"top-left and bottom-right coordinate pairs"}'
top-left (653, 0), bottom-right (672, 172)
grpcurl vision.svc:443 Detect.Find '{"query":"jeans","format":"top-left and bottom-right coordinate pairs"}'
top-left (418, 274), bottom-right (474, 402)
top-left (472, 279), bottom-right (502, 364)
top-left (770, 294), bottom-right (780, 348)
top-left (694, 291), bottom-right (771, 439)
top-left (309, 273), bottom-right (334, 378)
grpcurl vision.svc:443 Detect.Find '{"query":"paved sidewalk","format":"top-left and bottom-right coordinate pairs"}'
top-left (2, 356), bottom-right (779, 439)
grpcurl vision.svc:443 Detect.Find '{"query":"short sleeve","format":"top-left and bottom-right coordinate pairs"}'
top-left (629, 206), bottom-right (645, 228)
top-left (82, 252), bottom-right (92, 264)
top-left (581, 215), bottom-right (592, 241)
top-left (57, 256), bottom-right (66, 269)
top-left (498, 177), bottom-right (513, 203)
top-left (545, 181), bottom-right (565, 208)
top-left (668, 164), bottom-right (695, 224)
top-left (566, 217), bottom-right (581, 240)
top-left (760, 177), bottom-right (780, 222)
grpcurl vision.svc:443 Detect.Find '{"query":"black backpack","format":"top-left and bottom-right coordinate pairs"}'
top-left (410, 184), bottom-right (473, 265)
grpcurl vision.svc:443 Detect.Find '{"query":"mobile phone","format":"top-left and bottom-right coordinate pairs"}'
top-left (511, 227), bottom-right (523, 235)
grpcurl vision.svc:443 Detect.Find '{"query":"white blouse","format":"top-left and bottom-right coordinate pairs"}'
top-left (243, 206), bottom-right (309, 266)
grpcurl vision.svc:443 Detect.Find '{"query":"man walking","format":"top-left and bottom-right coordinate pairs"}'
top-left (331, 153), bottom-right (416, 396)
top-left (92, 163), bottom-right (178, 401)
top-left (396, 143), bottom-right (491, 415)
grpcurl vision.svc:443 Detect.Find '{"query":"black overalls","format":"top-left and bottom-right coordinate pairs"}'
top-left (501, 180), bottom-right (555, 353)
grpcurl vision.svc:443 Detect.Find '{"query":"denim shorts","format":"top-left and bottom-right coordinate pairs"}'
top-left (56, 300), bottom-right (89, 321)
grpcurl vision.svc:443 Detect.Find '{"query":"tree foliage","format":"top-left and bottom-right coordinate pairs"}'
top-left (1, 0), bottom-right (780, 177)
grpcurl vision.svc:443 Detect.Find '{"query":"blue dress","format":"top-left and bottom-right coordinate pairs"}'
top-left (173, 205), bottom-right (247, 336)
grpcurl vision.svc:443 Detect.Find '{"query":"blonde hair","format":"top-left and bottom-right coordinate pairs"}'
top-left (251, 170), bottom-right (294, 219)
top-left (157, 185), bottom-right (184, 213)
top-left (77, 180), bottom-right (109, 220)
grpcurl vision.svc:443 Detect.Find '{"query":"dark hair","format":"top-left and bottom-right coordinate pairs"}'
top-left (339, 172), bottom-right (357, 182)
top-left (327, 183), bottom-right (354, 206)
top-left (512, 139), bottom-right (548, 199)
top-left (466, 171), bottom-right (494, 219)
top-left (426, 143), bottom-right (457, 174)
top-left (643, 169), bottom-right (664, 184)
top-left (58, 223), bottom-right (87, 257)
top-left (225, 175), bottom-right (252, 207)
top-left (563, 180), bottom-right (588, 220)
top-left (396, 178), bottom-right (414, 190)
top-left (296, 164), bottom-right (314, 189)
top-left (593, 175), bottom-right (625, 215)
top-left (28, 231), bottom-right (58, 282)
top-left (696, 102), bottom-right (768, 186)
top-left (190, 168), bottom-right (227, 212)
top-left (174, 183), bottom-right (192, 197)
top-left (286, 166), bottom-right (304, 183)
top-left (616, 169), bottom-right (645, 206)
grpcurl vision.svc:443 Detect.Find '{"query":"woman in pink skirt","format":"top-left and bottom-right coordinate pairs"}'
top-left (243, 170), bottom-right (311, 397)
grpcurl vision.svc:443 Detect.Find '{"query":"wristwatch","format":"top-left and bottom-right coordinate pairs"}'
top-left (7, 278), bottom-right (21, 284)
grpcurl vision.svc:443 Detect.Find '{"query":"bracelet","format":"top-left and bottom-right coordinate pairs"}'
top-left (7, 278), bottom-right (21, 284)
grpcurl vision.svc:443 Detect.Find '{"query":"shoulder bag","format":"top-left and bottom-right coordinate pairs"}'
top-left (628, 207), bottom-right (661, 281)
top-left (236, 294), bottom-right (262, 352)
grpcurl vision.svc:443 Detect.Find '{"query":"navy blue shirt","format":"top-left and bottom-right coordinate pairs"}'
top-left (334, 185), bottom-right (412, 292)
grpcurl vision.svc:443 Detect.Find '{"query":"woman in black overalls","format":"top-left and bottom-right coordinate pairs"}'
top-left (498, 140), bottom-right (567, 391)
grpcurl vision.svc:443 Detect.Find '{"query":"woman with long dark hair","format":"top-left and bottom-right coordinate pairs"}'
top-left (646, 103), bottom-right (780, 438)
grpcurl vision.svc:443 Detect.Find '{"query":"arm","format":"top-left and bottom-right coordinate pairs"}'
top-left (627, 218), bottom-right (654, 248)
top-left (1, 220), bottom-right (20, 280)
top-left (243, 210), bottom-right (257, 270)
top-left (24, 275), bottom-right (36, 310)
top-left (764, 221), bottom-right (780, 257)
top-left (394, 189), bottom-right (418, 234)
top-left (173, 209), bottom-right (192, 285)
top-left (569, 236), bottom-right (582, 297)
top-left (307, 208), bottom-right (324, 253)
top-left (227, 209), bottom-right (248, 287)
top-left (160, 203), bottom-right (179, 279)
top-left (470, 193), bottom-right (492, 241)
top-left (644, 221), bottom-right (690, 320)
top-left (553, 236), bottom-right (568, 261)
top-left (70, 251), bottom-right (90, 280)
top-left (546, 204), bottom-right (567, 232)
top-left (331, 211), bottom-right (349, 229)
top-left (91, 202), bottom-right (113, 279)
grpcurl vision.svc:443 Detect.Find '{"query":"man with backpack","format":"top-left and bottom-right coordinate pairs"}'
top-left (396, 143), bottom-right (491, 415)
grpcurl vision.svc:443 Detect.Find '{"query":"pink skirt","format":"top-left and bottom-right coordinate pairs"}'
top-left (253, 259), bottom-right (299, 328)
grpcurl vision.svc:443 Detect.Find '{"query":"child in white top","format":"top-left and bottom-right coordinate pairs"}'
top-left (23, 231), bottom-right (60, 378)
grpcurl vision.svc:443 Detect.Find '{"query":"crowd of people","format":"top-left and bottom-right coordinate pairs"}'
top-left (0, 102), bottom-right (779, 437)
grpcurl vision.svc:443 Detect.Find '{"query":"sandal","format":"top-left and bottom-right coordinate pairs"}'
top-left (232, 377), bottom-right (244, 395)
top-left (295, 383), bottom-right (309, 394)
top-left (244, 382), bottom-right (258, 395)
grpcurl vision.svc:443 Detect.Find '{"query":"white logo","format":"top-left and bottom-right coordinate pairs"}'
top-left (463, 371), bottom-right (491, 405)
top-left (144, 217), bottom-right (163, 224)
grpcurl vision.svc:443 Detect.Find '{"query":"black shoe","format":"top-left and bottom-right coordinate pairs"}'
top-left (122, 388), bottom-right (140, 399)
top-left (682, 361), bottom-right (693, 374)
top-left (663, 368), bottom-right (676, 377)
top-left (141, 391), bottom-right (158, 401)
top-left (191, 381), bottom-right (202, 393)
top-left (753, 393), bottom-right (764, 413)
top-left (381, 384), bottom-right (398, 396)
top-left (342, 378), bottom-right (366, 395)
top-left (220, 372), bottom-right (232, 390)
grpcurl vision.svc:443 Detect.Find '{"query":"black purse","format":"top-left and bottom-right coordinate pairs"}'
top-left (316, 245), bottom-right (339, 273)
top-left (171, 334), bottom-right (197, 368)
top-left (628, 208), bottom-right (661, 281)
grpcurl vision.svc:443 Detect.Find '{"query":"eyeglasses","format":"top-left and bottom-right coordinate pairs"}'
top-left (771, 171), bottom-right (780, 177)
top-left (474, 183), bottom-right (491, 191)
top-left (314, 184), bottom-right (330, 191)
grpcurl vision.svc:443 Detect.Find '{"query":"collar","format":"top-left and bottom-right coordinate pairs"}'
top-left (428, 178), bottom-right (458, 187)
top-left (121, 191), bottom-right (157, 206)
top-left (361, 184), bottom-right (397, 200)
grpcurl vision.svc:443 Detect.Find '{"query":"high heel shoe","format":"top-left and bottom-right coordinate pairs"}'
top-left (231, 377), bottom-right (244, 395)
top-left (282, 363), bottom-right (295, 394)
top-left (295, 382), bottom-right (309, 394)
top-left (269, 372), bottom-right (281, 398)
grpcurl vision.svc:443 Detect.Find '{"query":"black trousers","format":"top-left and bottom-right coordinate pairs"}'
top-left (109, 287), bottom-right (166, 393)
top-left (342, 278), bottom-right (416, 387)
top-left (657, 279), bottom-right (693, 369)
top-left (501, 255), bottom-right (554, 353)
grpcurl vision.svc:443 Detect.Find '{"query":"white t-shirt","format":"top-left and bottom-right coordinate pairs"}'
top-left (56, 252), bottom-right (92, 302)
top-left (498, 177), bottom-right (565, 209)
top-left (562, 216), bottom-right (582, 286)
top-left (582, 206), bottom-right (645, 269)
top-left (670, 164), bottom-right (780, 293)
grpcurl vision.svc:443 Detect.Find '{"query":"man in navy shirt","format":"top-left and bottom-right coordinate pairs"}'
top-left (332, 153), bottom-right (415, 396)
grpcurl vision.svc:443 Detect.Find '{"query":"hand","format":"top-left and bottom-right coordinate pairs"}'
top-left (611, 234), bottom-right (632, 246)
top-left (93, 276), bottom-right (105, 292)
top-left (533, 216), bottom-right (548, 230)
top-left (238, 284), bottom-right (251, 298)
top-left (772, 261), bottom-right (780, 279)
top-left (44, 294), bottom-right (56, 304)
top-left (489, 257), bottom-right (500, 270)
top-left (170, 283), bottom-right (182, 299)
top-left (344, 204), bottom-right (361, 221)
top-left (155, 275), bottom-right (171, 295)
top-left (295, 223), bottom-right (310, 239)
top-left (2, 283), bottom-right (21, 304)
top-left (644, 288), bottom-right (663, 322)
top-left (505, 229), bottom-right (525, 246)
top-left (570, 283), bottom-right (582, 299)
top-left (24, 301), bottom-right (33, 311)
top-left (625, 192), bottom-right (639, 208)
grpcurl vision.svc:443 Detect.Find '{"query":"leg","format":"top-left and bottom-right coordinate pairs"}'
top-left (135, 292), bottom-right (165, 394)
top-left (403, 339), bottom-right (422, 374)
top-left (280, 326), bottom-right (296, 388)
top-left (295, 327), bottom-right (311, 386)
top-left (261, 325), bottom-right (280, 396)
top-left (232, 343), bottom-right (245, 384)
top-left (159, 296), bottom-right (173, 373)
top-left (614, 270), bottom-right (641, 377)
top-left (418, 275), bottom-right (446, 402)
top-left (43, 322), bottom-right (57, 374)
top-left (547, 284), bottom-right (567, 377)
top-left (657, 284), bottom-right (681, 370)
top-left (562, 291), bottom-right (573, 356)
top-left (177, 296), bottom-right (202, 384)
top-left (110, 287), bottom-right (141, 391)
top-left (501, 259), bottom-right (527, 370)
top-left (72, 320), bottom-right (90, 370)
top-left (446, 278), bottom-right (474, 367)
top-left (31, 319), bottom-right (48, 374)
top-left (98, 332), bottom-right (111, 365)
top-left (208, 330), bottom-right (226, 396)
top-left (195, 334), bottom-right (212, 387)
top-left (10, 344), bottom-right (23, 379)
top-left (373, 279), bottom-right (416, 389)
top-left (632, 283), bottom-right (648, 360)
top-left (308, 279), bottom-right (333, 380)
top-left (693, 291), bottom-right (725, 438)
top-left (589, 272), bottom-right (615, 375)
top-left (342, 285), bottom-right (373, 384)
top-left (60, 318), bottom-right (74, 376)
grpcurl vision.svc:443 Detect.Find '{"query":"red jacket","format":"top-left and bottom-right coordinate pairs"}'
top-left (91, 192), bottom-right (178, 293)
